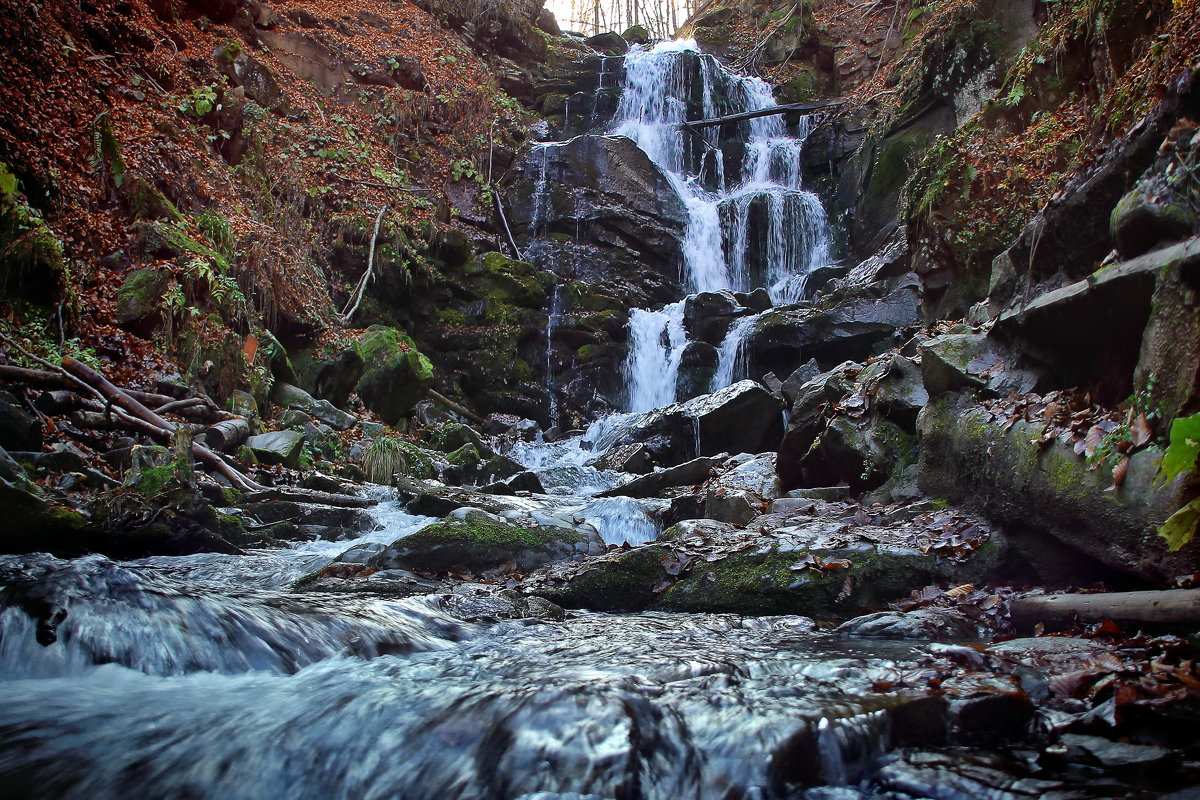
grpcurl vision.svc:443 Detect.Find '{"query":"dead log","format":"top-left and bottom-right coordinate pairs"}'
top-left (203, 418), bottom-right (251, 452)
top-left (61, 356), bottom-right (263, 492)
top-left (240, 487), bottom-right (377, 508)
top-left (428, 389), bottom-right (487, 425)
top-left (1010, 590), bottom-right (1200, 632)
top-left (678, 98), bottom-right (847, 130)
top-left (0, 364), bottom-right (73, 389)
top-left (35, 390), bottom-right (86, 414)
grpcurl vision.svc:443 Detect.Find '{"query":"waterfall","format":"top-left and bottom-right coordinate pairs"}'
top-left (543, 284), bottom-right (565, 430)
top-left (625, 302), bottom-right (688, 413)
top-left (612, 40), bottom-right (833, 408)
top-left (710, 314), bottom-right (757, 392)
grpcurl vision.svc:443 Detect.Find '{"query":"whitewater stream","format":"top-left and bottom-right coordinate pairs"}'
top-left (0, 39), bottom-right (1138, 800)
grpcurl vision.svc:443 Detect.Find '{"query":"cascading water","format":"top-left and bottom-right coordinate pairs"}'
top-left (616, 40), bottom-right (833, 408)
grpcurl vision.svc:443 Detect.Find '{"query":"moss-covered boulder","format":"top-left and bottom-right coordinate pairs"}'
top-left (244, 430), bottom-right (305, 467)
top-left (1111, 188), bottom-right (1199, 260)
top-left (353, 325), bottom-right (435, 425)
top-left (292, 344), bottom-right (364, 410)
top-left (114, 267), bottom-right (173, 337)
top-left (918, 398), bottom-right (1197, 583)
top-left (369, 509), bottom-right (604, 573)
top-left (468, 252), bottom-right (554, 309)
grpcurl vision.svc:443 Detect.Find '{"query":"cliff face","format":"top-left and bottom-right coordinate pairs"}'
top-left (0, 0), bottom-right (561, 412)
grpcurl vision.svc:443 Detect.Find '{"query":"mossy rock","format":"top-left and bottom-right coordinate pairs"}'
top-left (538, 546), bottom-right (671, 611)
top-left (470, 252), bottom-right (554, 309)
top-left (369, 512), bottom-right (601, 573)
top-left (353, 325), bottom-right (435, 425)
top-left (114, 267), bottom-right (173, 336)
top-left (445, 442), bottom-right (482, 470)
top-left (0, 224), bottom-right (66, 306)
top-left (428, 422), bottom-right (491, 457)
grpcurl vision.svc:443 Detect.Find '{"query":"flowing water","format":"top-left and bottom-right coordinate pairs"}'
top-left (614, 41), bottom-right (832, 408)
top-left (0, 40), bottom-right (1084, 800)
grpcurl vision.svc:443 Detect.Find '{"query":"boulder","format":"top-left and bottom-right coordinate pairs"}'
top-left (834, 609), bottom-right (981, 640)
top-left (467, 252), bottom-right (554, 309)
top-left (584, 31), bottom-right (628, 56)
top-left (602, 381), bottom-right (782, 468)
top-left (1111, 188), bottom-right (1199, 260)
top-left (369, 508), bottom-right (604, 574)
top-left (683, 290), bottom-right (740, 346)
top-left (244, 430), bottom-right (305, 467)
top-left (506, 135), bottom-right (688, 308)
top-left (592, 442), bottom-right (652, 474)
top-left (270, 382), bottom-right (356, 431)
top-left (918, 398), bottom-right (1196, 582)
top-left (292, 346), bottom-right (364, 410)
top-left (746, 281), bottom-right (919, 376)
top-left (114, 267), bottom-right (171, 337)
top-left (354, 325), bottom-right (435, 425)
top-left (597, 455), bottom-right (725, 499)
top-left (0, 390), bottom-right (42, 452)
top-left (918, 332), bottom-right (1038, 399)
top-left (703, 453), bottom-right (780, 526)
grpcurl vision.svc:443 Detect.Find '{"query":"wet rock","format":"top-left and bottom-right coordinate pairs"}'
top-left (874, 354), bottom-right (928, 430)
top-left (612, 381), bottom-right (784, 468)
top-left (442, 586), bottom-right (566, 622)
top-left (506, 135), bottom-right (688, 308)
top-left (479, 470), bottom-right (545, 496)
top-left (683, 290), bottom-right (740, 345)
top-left (1059, 733), bottom-right (1175, 772)
top-left (244, 430), bottom-right (304, 467)
top-left (834, 608), bottom-right (979, 640)
top-left (244, 501), bottom-right (372, 536)
top-left (592, 442), bottom-right (652, 474)
top-left (950, 691), bottom-right (1034, 746)
top-left (354, 325), bottom-right (435, 426)
top-left (427, 423), bottom-right (492, 458)
top-left (370, 508), bottom-right (604, 574)
top-left (598, 455), bottom-right (725, 499)
top-left (919, 398), bottom-right (1195, 582)
top-left (747, 282), bottom-right (918, 375)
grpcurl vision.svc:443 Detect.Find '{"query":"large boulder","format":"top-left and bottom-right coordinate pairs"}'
top-left (244, 430), bottom-right (305, 467)
top-left (271, 383), bottom-right (357, 431)
top-left (291, 345), bottom-right (364, 410)
top-left (354, 325), bottom-right (435, 425)
top-left (506, 135), bottom-right (689, 308)
top-left (368, 508), bottom-right (604, 574)
top-left (703, 452), bottom-right (781, 526)
top-left (918, 398), bottom-right (1197, 583)
top-left (608, 381), bottom-right (784, 467)
top-left (535, 502), bottom-right (1005, 615)
top-left (746, 281), bottom-right (919, 377)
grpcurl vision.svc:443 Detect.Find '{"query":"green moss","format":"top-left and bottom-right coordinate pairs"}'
top-left (445, 442), bottom-right (481, 470)
top-left (408, 517), bottom-right (572, 550)
top-left (540, 546), bottom-right (668, 611)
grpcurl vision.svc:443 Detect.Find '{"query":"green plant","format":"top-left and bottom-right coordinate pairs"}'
top-left (1157, 412), bottom-right (1200, 551)
top-left (362, 437), bottom-right (408, 484)
top-left (177, 85), bottom-right (220, 117)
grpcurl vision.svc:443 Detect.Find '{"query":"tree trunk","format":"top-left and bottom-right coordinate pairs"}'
top-left (1010, 590), bottom-right (1200, 632)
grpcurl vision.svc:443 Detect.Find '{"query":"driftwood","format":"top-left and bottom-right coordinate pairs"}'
top-left (429, 389), bottom-right (488, 425)
top-left (202, 418), bottom-right (251, 452)
top-left (1010, 590), bottom-right (1200, 631)
top-left (678, 98), bottom-right (846, 130)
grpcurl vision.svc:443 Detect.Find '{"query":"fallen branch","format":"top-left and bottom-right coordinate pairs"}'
top-left (678, 99), bottom-right (847, 130)
top-left (61, 357), bottom-right (264, 493)
top-left (428, 389), bottom-right (487, 425)
top-left (1010, 590), bottom-right (1200, 632)
top-left (202, 418), bottom-right (251, 452)
top-left (240, 487), bottom-right (377, 508)
top-left (493, 190), bottom-right (524, 262)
